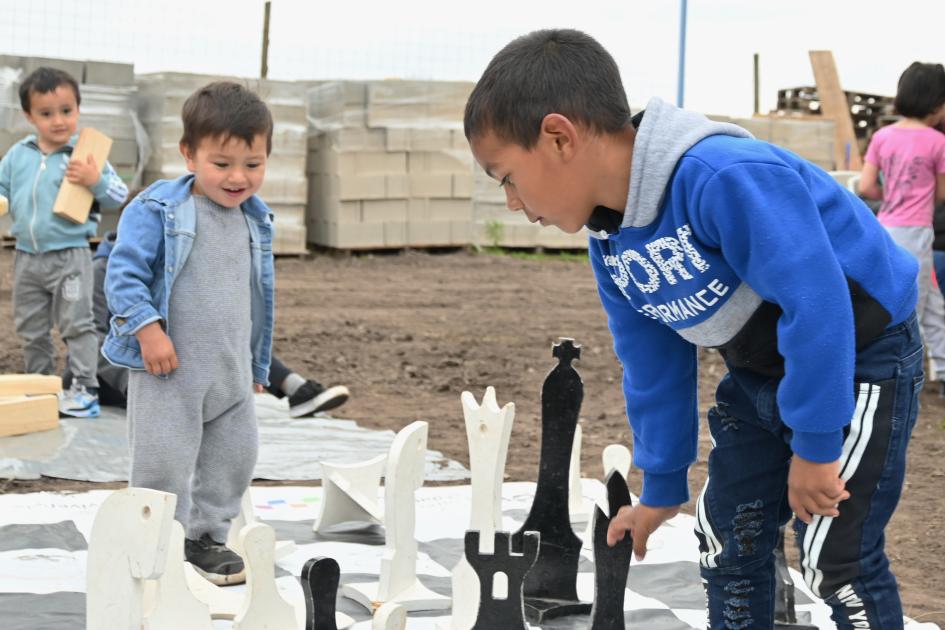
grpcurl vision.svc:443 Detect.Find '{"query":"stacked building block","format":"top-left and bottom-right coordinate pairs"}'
top-left (136, 72), bottom-right (309, 254)
top-left (306, 80), bottom-right (475, 249)
top-left (711, 115), bottom-right (837, 171)
top-left (0, 55), bottom-right (141, 236)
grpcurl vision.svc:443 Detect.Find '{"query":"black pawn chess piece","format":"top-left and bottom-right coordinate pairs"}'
top-left (588, 470), bottom-right (634, 630)
top-left (465, 530), bottom-right (540, 630)
top-left (511, 338), bottom-right (592, 623)
top-left (301, 557), bottom-right (341, 630)
top-left (774, 525), bottom-right (818, 629)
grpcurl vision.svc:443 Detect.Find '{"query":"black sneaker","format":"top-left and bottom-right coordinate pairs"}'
top-left (288, 380), bottom-right (350, 417)
top-left (184, 534), bottom-right (246, 586)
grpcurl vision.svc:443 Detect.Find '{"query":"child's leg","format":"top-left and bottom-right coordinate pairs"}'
top-left (50, 248), bottom-right (99, 389)
top-left (127, 370), bottom-right (204, 527)
top-left (12, 252), bottom-right (56, 375)
top-left (697, 369), bottom-right (794, 629)
top-left (795, 313), bottom-right (922, 630)
top-left (187, 392), bottom-right (258, 543)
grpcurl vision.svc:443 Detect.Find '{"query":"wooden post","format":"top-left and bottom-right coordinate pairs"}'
top-left (753, 53), bottom-right (760, 115)
top-left (260, 1), bottom-right (271, 79)
top-left (809, 50), bottom-right (862, 170)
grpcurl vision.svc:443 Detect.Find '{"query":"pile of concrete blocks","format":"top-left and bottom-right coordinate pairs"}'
top-left (0, 55), bottom-right (142, 236)
top-left (712, 115), bottom-right (837, 171)
top-left (136, 72), bottom-right (310, 254)
top-left (306, 80), bottom-right (477, 249)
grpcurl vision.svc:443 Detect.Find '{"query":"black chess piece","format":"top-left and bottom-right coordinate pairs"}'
top-left (511, 338), bottom-right (592, 622)
top-left (301, 557), bottom-right (341, 630)
top-left (774, 525), bottom-right (818, 629)
top-left (588, 470), bottom-right (634, 630)
top-left (466, 530), bottom-right (540, 630)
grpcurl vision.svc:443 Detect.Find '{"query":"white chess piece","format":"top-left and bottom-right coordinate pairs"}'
top-left (142, 521), bottom-right (214, 630)
top-left (86, 488), bottom-right (177, 630)
top-left (373, 602), bottom-right (407, 629)
top-left (229, 487), bottom-right (296, 560)
top-left (232, 523), bottom-right (298, 630)
top-left (342, 421), bottom-right (450, 612)
top-left (568, 422), bottom-right (593, 522)
top-left (439, 387), bottom-right (515, 630)
top-left (313, 454), bottom-right (387, 533)
top-left (582, 443), bottom-right (633, 549)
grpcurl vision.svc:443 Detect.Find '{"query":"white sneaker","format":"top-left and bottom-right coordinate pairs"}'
top-left (58, 383), bottom-right (100, 418)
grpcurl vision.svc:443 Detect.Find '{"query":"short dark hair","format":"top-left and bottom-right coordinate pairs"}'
top-left (180, 81), bottom-right (274, 155)
top-left (19, 67), bottom-right (81, 112)
top-left (894, 62), bottom-right (945, 119)
top-left (464, 29), bottom-right (631, 148)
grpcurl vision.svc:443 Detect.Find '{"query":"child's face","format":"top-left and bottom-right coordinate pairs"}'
top-left (23, 86), bottom-right (79, 150)
top-left (181, 134), bottom-right (268, 209)
top-left (470, 130), bottom-right (594, 234)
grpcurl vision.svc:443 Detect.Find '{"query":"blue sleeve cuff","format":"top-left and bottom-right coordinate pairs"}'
top-left (791, 429), bottom-right (844, 463)
top-left (110, 301), bottom-right (162, 336)
top-left (252, 361), bottom-right (270, 387)
top-left (640, 469), bottom-right (690, 507)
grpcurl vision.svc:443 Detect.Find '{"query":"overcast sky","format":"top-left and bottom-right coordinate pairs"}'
top-left (2, 0), bottom-right (943, 117)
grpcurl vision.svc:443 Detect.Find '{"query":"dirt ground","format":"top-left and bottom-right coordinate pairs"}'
top-left (0, 246), bottom-right (942, 622)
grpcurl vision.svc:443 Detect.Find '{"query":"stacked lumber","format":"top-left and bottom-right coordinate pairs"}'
top-left (0, 374), bottom-right (62, 438)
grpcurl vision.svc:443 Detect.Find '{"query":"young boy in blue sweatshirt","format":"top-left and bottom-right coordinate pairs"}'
top-left (103, 82), bottom-right (275, 585)
top-left (466, 30), bottom-right (921, 629)
top-left (0, 67), bottom-right (128, 417)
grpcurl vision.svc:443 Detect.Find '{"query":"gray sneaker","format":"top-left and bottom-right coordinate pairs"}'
top-left (58, 383), bottom-right (100, 418)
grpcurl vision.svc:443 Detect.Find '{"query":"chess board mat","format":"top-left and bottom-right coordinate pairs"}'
top-left (4, 482), bottom-right (933, 630)
top-left (0, 394), bottom-right (469, 482)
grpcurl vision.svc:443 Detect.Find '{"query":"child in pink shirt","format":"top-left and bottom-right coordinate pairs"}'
top-left (861, 61), bottom-right (945, 386)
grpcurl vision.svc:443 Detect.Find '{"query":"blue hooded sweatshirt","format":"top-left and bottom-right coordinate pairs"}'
top-left (0, 133), bottom-right (128, 253)
top-left (588, 97), bottom-right (918, 507)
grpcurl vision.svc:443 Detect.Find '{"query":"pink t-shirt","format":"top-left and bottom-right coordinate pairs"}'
top-left (865, 125), bottom-right (945, 227)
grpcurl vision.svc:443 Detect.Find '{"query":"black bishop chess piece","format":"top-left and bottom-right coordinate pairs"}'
top-left (301, 557), bottom-right (341, 630)
top-left (466, 530), bottom-right (540, 630)
top-left (511, 338), bottom-right (593, 623)
top-left (588, 469), bottom-right (635, 630)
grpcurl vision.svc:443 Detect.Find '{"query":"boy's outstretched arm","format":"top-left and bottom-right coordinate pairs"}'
top-left (607, 503), bottom-right (680, 559)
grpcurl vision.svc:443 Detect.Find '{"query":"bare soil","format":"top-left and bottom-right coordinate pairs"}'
top-left (0, 247), bottom-right (942, 622)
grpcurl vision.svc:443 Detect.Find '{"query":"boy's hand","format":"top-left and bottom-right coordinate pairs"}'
top-left (788, 455), bottom-right (850, 524)
top-left (253, 384), bottom-right (264, 393)
top-left (65, 154), bottom-right (101, 188)
top-left (135, 322), bottom-right (178, 376)
top-left (606, 502), bottom-right (680, 560)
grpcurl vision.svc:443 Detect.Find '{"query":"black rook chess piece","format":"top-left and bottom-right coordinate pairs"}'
top-left (466, 530), bottom-right (540, 630)
top-left (511, 338), bottom-right (592, 623)
top-left (588, 469), bottom-right (634, 630)
top-left (301, 557), bottom-right (341, 630)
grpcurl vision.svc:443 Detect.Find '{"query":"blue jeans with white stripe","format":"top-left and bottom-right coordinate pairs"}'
top-left (696, 312), bottom-right (923, 629)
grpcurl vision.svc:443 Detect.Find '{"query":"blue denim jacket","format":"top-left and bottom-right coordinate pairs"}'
top-left (102, 175), bottom-right (275, 385)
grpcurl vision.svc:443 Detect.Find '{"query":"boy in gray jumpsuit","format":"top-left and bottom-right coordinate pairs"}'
top-left (103, 82), bottom-right (275, 586)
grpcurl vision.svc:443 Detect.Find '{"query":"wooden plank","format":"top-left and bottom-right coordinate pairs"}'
top-left (0, 395), bottom-right (59, 437)
top-left (0, 374), bottom-right (62, 397)
top-left (53, 127), bottom-right (113, 224)
top-left (809, 50), bottom-right (862, 170)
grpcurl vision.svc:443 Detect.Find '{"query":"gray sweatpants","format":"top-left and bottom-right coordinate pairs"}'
top-left (885, 225), bottom-right (945, 380)
top-left (128, 371), bottom-right (257, 542)
top-left (13, 248), bottom-right (99, 388)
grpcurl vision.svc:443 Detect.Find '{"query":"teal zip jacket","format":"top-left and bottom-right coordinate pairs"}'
top-left (0, 133), bottom-right (129, 253)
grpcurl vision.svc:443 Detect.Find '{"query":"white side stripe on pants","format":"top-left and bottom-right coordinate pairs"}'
top-left (801, 383), bottom-right (879, 596)
top-left (696, 474), bottom-right (723, 569)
